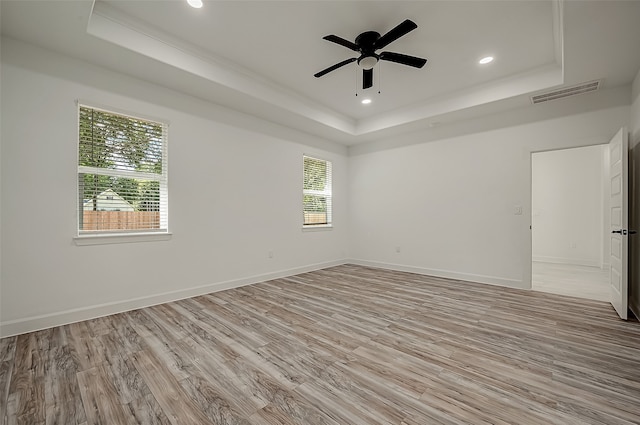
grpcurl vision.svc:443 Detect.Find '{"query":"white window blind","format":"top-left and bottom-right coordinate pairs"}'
top-left (78, 105), bottom-right (168, 234)
top-left (303, 155), bottom-right (332, 226)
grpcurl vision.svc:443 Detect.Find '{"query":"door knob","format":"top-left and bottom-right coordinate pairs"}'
top-left (612, 229), bottom-right (637, 235)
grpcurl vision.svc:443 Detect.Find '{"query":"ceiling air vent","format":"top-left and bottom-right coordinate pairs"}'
top-left (530, 80), bottom-right (601, 104)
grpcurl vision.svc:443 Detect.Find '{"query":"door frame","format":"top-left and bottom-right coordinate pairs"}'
top-left (524, 142), bottom-right (610, 291)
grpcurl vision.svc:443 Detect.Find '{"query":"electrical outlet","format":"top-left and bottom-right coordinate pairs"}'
top-left (268, 250), bottom-right (274, 258)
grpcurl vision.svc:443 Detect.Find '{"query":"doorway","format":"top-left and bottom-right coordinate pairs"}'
top-left (531, 145), bottom-right (610, 301)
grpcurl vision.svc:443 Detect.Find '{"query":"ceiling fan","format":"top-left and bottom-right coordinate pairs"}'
top-left (314, 19), bottom-right (427, 90)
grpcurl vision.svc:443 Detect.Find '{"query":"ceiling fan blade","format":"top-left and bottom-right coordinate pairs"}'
top-left (374, 19), bottom-right (418, 50)
top-left (379, 51), bottom-right (427, 68)
top-left (363, 68), bottom-right (373, 89)
top-left (323, 35), bottom-right (360, 51)
top-left (314, 57), bottom-right (357, 78)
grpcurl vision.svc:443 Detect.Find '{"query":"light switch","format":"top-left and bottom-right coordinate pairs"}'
top-left (514, 206), bottom-right (523, 215)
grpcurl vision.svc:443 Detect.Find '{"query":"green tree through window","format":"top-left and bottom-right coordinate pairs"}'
top-left (78, 106), bottom-right (168, 232)
top-left (303, 156), bottom-right (332, 226)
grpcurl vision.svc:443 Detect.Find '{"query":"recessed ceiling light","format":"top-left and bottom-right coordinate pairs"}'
top-left (187, 0), bottom-right (203, 8)
top-left (361, 98), bottom-right (372, 105)
top-left (479, 56), bottom-right (494, 65)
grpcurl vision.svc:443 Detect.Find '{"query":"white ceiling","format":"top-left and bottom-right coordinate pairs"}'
top-left (2, 1), bottom-right (640, 145)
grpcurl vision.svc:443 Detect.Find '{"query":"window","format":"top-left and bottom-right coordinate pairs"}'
top-left (78, 105), bottom-right (168, 235)
top-left (303, 155), bottom-right (332, 227)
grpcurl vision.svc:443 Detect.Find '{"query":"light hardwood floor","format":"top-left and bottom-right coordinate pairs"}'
top-left (1, 264), bottom-right (640, 424)
top-left (532, 261), bottom-right (610, 302)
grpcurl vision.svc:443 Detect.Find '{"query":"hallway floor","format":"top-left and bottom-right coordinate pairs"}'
top-left (532, 261), bottom-right (609, 302)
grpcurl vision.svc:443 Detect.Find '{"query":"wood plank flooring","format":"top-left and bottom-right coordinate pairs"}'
top-left (2, 264), bottom-right (640, 424)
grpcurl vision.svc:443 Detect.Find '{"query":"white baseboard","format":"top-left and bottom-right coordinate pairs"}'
top-left (348, 259), bottom-right (525, 289)
top-left (0, 259), bottom-right (347, 338)
top-left (532, 256), bottom-right (600, 267)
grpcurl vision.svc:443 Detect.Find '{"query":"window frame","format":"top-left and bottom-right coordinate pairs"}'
top-left (75, 102), bottom-right (170, 243)
top-left (302, 154), bottom-right (333, 229)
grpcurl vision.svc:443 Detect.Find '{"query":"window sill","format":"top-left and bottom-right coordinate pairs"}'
top-left (74, 232), bottom-right (172, 246)
top-left (302, 224), bottom-right (333, 232)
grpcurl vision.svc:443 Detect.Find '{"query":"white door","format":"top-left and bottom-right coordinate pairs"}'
top-left (609, 127), bottom-right (629, 320)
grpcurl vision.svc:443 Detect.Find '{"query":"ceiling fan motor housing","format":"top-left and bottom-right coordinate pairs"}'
top-left (355, 31), bottom-right (380, 49)
top-left (356, 31), bottom-right (381, 70)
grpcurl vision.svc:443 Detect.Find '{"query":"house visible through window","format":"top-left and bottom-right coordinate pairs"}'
top-left (78, 105), bottom-right (168, 234)
top-left (303, 155), bottom-right (332, 226)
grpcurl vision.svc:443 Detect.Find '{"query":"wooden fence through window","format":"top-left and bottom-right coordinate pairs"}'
top-left (304, 212), bottom-right (328, 225)
top-left (84, 211), bottom-right (325, 230)
top-left (82, 211), bottom-right (160, 231)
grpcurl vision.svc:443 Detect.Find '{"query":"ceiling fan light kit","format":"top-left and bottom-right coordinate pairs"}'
top-left (315, 19), bottom-right (427, 90)
top-left (187, 0), bottom-right (203, 9)
top-left (358, 56), bottom-right (378, 70)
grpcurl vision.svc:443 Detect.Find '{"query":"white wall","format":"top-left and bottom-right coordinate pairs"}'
top-left (1, 36), bottom-right (636, 336)
top-left (0, 39), bottom-right (349, 337)
top-left (629, 67), bottom-right (640, 319)
top-left (349, 105), bottom-right (629, 289)
top-left (531, 145), bottom-right (606, 267)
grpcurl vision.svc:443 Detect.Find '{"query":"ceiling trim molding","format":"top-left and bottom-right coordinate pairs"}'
top-left (356, 0), bottom-right (565, 136)
top-left (86, 0), bottom-right (565, 138)
top-left (349, 86), bottom-right (631, 157)
top-left (87, 1), bottom-right (356, 134)
top-left (553, 0), bottom-right (565, 76)
top-left (356, 64), bottom-right (563, 135)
